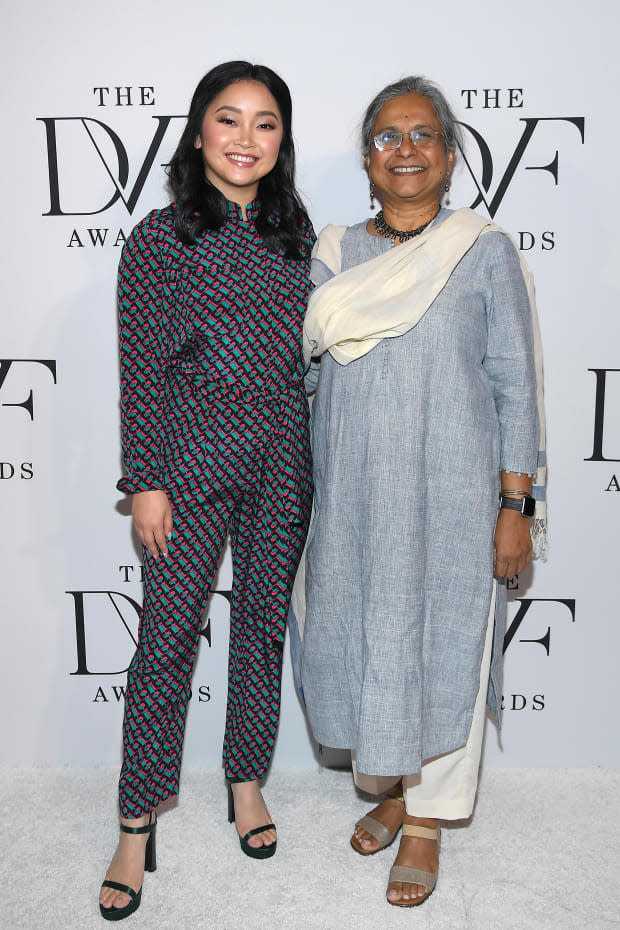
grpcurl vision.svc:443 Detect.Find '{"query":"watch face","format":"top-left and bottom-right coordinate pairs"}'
top-left (522, 496), bottom-right (536, 517)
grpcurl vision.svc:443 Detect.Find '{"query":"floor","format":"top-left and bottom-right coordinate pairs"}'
top-left (1, 765), bottom-right (619, 930)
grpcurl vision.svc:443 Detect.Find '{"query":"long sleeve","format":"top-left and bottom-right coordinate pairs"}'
top-left (116, 214), bottom-right (168, 494)
top-left (304, 228), bottom-right (336, 394)
top-left (482, 233), bottom-right (539, 476)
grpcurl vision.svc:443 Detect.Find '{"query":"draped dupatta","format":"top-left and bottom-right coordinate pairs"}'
top-left (303, 208), bottom-right (547, 556)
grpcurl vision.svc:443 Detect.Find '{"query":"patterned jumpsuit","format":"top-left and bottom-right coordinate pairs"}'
top-left (116, 200), bottom-right (314, 818)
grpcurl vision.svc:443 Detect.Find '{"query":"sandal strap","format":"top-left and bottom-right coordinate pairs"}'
top-left (402, 824), bottom-right (439, 841)
top-left (120, 812), bottom-right (157, 836)
top-left (355, 814), bottom-right (398, 847)
top-left (100, 880), bottom-right (139, 901)
top-left (242, 823), bottom-right (276, 842)
top-left (388, 865), bottom-right (437, 892)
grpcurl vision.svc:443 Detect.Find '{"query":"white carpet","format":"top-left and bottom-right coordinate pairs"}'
top-left (1, 765), bottom-right (619, 930)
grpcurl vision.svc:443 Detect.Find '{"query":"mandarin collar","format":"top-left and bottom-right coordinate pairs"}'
top-left (227, 197), bottom-right (261, 222)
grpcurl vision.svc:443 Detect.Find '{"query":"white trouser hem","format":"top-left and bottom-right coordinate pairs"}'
top-left (353, 581), bottom-right (496, 822)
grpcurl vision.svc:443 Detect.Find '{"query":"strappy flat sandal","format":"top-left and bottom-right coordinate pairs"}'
top-left (387, 823), bottom-right (440, 908)
top-left (351, 787), bottom-right (405, 856)
top-left (99, 812), bottom-right (157, 922)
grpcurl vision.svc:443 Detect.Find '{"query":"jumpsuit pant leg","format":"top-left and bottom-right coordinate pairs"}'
top-left (118, 485), bottom-right (232, 819)
top-left (119, 387), bottom-right (311, 812)
top-left (222, 460), bottom-right (310, 781)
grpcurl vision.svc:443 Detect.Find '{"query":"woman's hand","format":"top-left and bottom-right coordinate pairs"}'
top-left (493, 508), bottom-right (532, 579)
top-left (132, 490), bottom-right (173, 558)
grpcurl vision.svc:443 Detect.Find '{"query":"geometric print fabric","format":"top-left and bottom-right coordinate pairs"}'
top-left (116, 200), bottom-right (315, 816)
top-left (118, 432), bottom-right (311, 816)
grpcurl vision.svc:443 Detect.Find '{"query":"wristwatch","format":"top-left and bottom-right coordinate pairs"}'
top-left (499, 494), bottom-right (536, 517)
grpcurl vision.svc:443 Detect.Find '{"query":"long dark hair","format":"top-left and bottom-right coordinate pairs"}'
top-left (168, 61), bottom-right (310, 259)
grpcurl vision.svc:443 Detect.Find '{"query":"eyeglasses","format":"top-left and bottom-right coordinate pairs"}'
top-left (373, 126), bottom-right (444, 151)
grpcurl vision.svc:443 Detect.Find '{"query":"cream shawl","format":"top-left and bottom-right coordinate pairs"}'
top-left (303, 208), bottom-right (547, 557)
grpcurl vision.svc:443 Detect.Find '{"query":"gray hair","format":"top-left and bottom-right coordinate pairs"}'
top-left (360, 76), bottom-right (463, 156)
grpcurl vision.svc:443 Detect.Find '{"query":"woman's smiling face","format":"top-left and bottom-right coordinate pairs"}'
top-left (195, 79), bottom-right (283, 206)
top-left (366, 92), bottom-right (453, 211)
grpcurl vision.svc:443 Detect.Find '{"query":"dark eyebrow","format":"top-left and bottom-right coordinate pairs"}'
top-left (214, 105), bottom-right (280, 120)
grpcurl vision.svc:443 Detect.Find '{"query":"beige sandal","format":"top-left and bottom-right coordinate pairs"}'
top-left (350, 787), bottom-right (405, 856)
top-left (387, 823), bottom-right (440, 907)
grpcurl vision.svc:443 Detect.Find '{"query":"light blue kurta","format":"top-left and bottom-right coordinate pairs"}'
top-left (301, 209), bottom-right (539, 776)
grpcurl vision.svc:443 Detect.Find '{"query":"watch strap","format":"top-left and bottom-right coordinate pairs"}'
top-left (499, 495), bottom-right (535, 517)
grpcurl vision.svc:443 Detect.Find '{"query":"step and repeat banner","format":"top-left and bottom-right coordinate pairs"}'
top-left (1, 0), bottom-right (618, 770)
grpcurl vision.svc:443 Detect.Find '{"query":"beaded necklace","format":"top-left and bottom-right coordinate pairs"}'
top-left (373, 206), bottom-right (440, 243)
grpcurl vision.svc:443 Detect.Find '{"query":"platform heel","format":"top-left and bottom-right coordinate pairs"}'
top-left (99, 811), bottom-right (157, 921)
top-left (226, 779), bottom-right (277, 860)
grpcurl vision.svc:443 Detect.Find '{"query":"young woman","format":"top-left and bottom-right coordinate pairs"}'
top-left (100, 61), bottom-right (314, 921)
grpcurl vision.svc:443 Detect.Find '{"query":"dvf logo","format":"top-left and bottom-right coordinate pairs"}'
top-left (37, 115), bottom-right (186, 216)
top-left (458, 117), bottom-right (585, 217)
top-left (0, 359), bottom-right (57, 420)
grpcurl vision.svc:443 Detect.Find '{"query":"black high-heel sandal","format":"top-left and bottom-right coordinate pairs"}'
top-left (99, 811), bottom-right (157, 921)
top-left (227, 779), bottom-right (277, 860)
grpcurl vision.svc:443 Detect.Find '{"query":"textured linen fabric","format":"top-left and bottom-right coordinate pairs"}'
top-left (301, 208), bottom-right (538, 776)
top-left (353, 582), bottom-right (496, 819)
top-left (116, 200), bottom-right (315, 814)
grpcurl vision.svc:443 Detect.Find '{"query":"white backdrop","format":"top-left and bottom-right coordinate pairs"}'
top-left (1, 0), bottom-right (619, 771)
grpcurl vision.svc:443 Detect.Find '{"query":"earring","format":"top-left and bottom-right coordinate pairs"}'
top-left (369, 181), bottom-right (375, 211)
top-left (444, 175), bottom-right (451, 206)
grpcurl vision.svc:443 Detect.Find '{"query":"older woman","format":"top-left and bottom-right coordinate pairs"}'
top-left (299, 76), bottom-right (546, 907)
